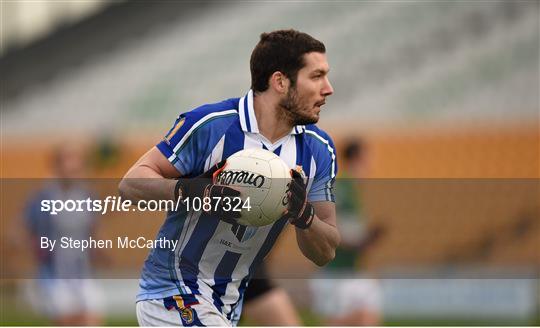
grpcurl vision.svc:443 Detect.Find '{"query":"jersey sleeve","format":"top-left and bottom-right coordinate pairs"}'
top-left (156, 107), bottom-right (237, 176)
top-left (156, 112), bottom-right (209, 176)
top-left (307, 131), bottom-right (338, 203)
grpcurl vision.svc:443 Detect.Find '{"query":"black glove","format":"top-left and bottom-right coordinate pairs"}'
top-left (283, 170), bottom-right (315, 229)
top-left (174, 160), bottom-right (241, 223)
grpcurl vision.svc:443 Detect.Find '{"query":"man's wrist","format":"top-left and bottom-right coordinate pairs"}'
top-left (292, 202), bottom-right (315, 229)
top-left (173, 178), bottom-right (213, 202)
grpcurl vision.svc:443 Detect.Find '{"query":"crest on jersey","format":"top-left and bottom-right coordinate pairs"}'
top-left (164, 117), bottom-right (186, 144)
top-left (180, 307), bottom-right (194, 325)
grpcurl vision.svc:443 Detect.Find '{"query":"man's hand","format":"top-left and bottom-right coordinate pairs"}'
top-left (175, 160), bottom-right (241, 223)
top-left (283, 170), bottom-right (315, 229)
top-left (283, 169), bottom-right (340, 266)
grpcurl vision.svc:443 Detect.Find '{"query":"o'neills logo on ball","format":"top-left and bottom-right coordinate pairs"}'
top-left (216, 170), bottom-right (266, 188)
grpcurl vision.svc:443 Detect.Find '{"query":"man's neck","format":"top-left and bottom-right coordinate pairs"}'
top-left (253, 92), bottom-right (294, 144)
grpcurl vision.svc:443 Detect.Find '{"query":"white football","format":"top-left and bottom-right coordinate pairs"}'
top-left (215, 148), bottom-right (292, 227)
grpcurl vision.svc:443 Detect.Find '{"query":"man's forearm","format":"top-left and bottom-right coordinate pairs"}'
top-left (118, 166), bottom-right (177, 202)
top-left (295, 215), bottom-right (340, 266)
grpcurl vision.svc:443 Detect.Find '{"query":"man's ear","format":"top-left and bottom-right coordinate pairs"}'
top-left (269, 71), bottom-right (290, 94)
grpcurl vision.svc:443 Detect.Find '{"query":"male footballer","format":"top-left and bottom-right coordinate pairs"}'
top-left (119, 29), bottom-right (340, 326)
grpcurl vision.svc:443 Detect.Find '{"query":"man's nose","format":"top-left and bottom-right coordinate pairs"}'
top-left (322, 77), bottom-right (334, 96)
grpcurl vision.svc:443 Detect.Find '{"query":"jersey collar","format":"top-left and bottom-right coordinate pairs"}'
top-left (239, 90), bottom-right (305, 135)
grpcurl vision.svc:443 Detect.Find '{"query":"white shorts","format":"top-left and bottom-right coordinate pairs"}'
top-left (310, 276), bottom-right (382, 317)
top-left (27, 279), bottom-right (103, 318)
top-left (136, 294), bottom-right (231, 327)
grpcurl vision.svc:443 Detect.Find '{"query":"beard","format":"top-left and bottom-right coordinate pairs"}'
top-left (278, 87), bottom-right (319, 126)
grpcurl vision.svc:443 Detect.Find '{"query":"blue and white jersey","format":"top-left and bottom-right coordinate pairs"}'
top-left (137, 90), bottom-right (337, 324)
top-left (26, 183), bottom-right (96, 278)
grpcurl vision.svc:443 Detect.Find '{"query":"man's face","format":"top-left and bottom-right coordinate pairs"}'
top-left (56, 147), bottom-right (85, 179)
top-left (279, 52), bottom-right (334, 125)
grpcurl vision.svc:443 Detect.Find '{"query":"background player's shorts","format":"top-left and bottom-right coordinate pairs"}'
top-left (25, 279), bottom-right (103, 317)
top-left (136, 294), bottom-right (231, 326)
top-left (310, 275), bottom-right (382, 317)
top-left (243, 263), bottom-right (275, 303)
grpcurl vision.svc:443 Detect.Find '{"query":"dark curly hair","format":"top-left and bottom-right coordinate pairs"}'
top-left (250, 29), bottom-right (326, 92)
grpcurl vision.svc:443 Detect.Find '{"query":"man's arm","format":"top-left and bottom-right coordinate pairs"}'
top-left (119, 146), bottom-right (240, 223)
top-left (118, 146), bottom-right (180, 202)
top-left (295, 201), bottom-right (340, 266)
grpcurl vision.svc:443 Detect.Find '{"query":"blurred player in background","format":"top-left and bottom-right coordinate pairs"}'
top-left (241, 262), bottom-right (302, 326)
top-left (24, 145), bottom-right (103, 326)
top-left (311, 139), bottom-right (384, 326)
top-left (120, 29), bottom-right (339, 326)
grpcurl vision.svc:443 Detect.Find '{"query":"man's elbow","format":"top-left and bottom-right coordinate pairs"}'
top-left (313, 249), bottom-right (336, 267)
top-left (118, 178), bottom-right (131, 200)
top-left (313, 232), bottom-right (340, 266)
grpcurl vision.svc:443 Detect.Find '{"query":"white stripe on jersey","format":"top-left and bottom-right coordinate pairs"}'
top-left (238, 94), bottom-right (247, 132)
top-left (307, 156), bottom-right (317, 192)
top-left (197, 222), bottom-right (273, 314)
top-left (243, 134), bottom-right (262, 150)
top-left (219, 225), bottom-right (274, 314)
top-left (278, 136), bottom-right (297, 169)
top-left (174, 210), bottom-right (202, 295)
top-left (304, 129), bottom-right (336, 179)
top-left (204, 135), bottom-right (226, 171)
top-left (246, 90), bottom-right (259, 133)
